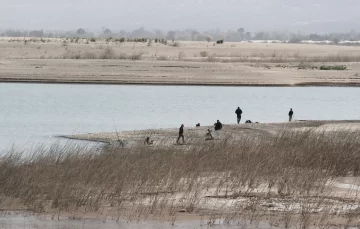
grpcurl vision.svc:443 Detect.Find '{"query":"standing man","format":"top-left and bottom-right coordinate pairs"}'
top-left (288, 108), bottom-right (294, 122)
top-left (214, 120), bottom-right (223, 131)
top-left (214, 120), bottom-right (223, 138)
top-left (177, 124), bottom-right (185, 144)
top-left (235, 107), bottom-right (243, 124)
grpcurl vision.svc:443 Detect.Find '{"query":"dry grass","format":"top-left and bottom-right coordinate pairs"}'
top-left (3, 38), bottom-right (360, 65)
top-left (61, 48), bottom-right (144, 61)
top-left (178, 51), bottom-right (186, 60)
top-left (32, 50), bottom-right (360, 63)
top-left (99, 47), bottom-right (115, 59)
top-left (1, 130), bottom-right (360, 227)
top-left (156, 55), bottom-right (168, 61)
top-left (198, 52), bottom-right (360, 63)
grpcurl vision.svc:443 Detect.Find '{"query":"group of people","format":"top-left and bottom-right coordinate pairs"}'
top-left (177, 120), bottom-right (223, 144)
top-left (176, 107), bottom-right (295, 144)
top-left (235, 107), bottom-right (294, 124)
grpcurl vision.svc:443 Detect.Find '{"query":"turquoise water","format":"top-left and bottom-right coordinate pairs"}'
top-left (1, 83), bottom-right (359, 151)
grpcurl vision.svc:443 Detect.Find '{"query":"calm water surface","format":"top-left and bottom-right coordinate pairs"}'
top-left (0, 212), bottom-right (276, 229)
top-left (0, 83), bottom-right (359, 152)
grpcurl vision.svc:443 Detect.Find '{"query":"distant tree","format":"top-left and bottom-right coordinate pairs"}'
top-left (2, 30), bottom-right (26, 37)
top-left (102, 27), bottom-right (112, 34)
top-left (309, 33), bottom-right (324, 41)
top-left (76, 28), bottom-right (86, 35)
top-left (29, 29), bottom-right (44, 37)
top-left (288, 37), bottom-right (302, 43)
top-left (237, 28), bottom-right (245, 33)
top-left (348, 29), bottom-right (357, 41)
top-left (191, 30), bottom-right (199, 41)
top-left (237, 28), bottom-right (245, 40)
top-left (254, 32), bottom-right (270, 40)
top-left (166, 31), bottom-right (176, 41)
top-left (155, 30), bottom-right (164, 38)
top-left (332, 37), bottom-right (340, 44)
top-left (119, 30), bottom-right (127, 37)
top-left (205, 36), bottom-right (212, 42)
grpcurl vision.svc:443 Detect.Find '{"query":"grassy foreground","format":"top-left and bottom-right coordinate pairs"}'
top-left (1, 130), bottom-right (360, 228)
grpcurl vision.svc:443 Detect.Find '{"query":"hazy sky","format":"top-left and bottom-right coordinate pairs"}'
top-left (1, 0), bottom-right (360, 32)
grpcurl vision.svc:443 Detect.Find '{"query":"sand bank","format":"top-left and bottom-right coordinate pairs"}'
top-left (63, 120), bottom-right (360, 147)
top-left (1, 39), bottom-right (360, 86)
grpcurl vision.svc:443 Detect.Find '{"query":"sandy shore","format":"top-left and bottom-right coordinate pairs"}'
top-left (1, 120), bottom-right (360, 228)
top-left (5, 120), bottom-right (360, 228)
top-left (1, 38), bottom-right (360, 86)
top-left (63, 120), bottom-right (360, 147)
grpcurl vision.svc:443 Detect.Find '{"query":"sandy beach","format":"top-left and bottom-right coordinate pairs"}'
top-left (1, 38), bottom-right (360, 86)
top-left (63, 120), bottom-right (360, 147)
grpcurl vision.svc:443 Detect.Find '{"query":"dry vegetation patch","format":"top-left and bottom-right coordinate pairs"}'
top-left (1, 130), bottom-right (360, 227)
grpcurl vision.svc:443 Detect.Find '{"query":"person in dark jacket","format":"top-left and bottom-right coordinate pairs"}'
top-left (288, 108), bottom-right (294, 122)
top-left (214, 120), bottom-right (223, 131)
top-left (177, 124), bottom-right (185, 144)
top-left (235, 107), bottom-right (243, 124)
top-left (214, 120), bottom-right (223, 138)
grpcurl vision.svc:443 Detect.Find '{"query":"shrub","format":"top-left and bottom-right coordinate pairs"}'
top-left (157, 55), bottom-right (168, 60)
top-left (200, 50), bottom-right (209, 57)
top-left (178, 51), bottom-right (186, 60)
top-left (83, 51), bottom-right (97, 59)
top-left (320, 65), bottom-right (347, 70)
top-left (207, 54), bottom-right (217, 62)
top-left (170, 41), bottom-right (180, 47)
top-left (99, 47), bottom-right (115, 59)
top-left (63, 51), bottom-right (81, 59)
top-left (298, 61), bottom-right (317, 70)
top-left (130, 52), bottom-right (144, 61)
top-left (118, 53), bottom-right (128, 59)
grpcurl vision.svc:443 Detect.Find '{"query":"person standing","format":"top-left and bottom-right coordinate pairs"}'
top-left (235, 107), bottom-right (243, 124)
top-left (214, 120), bottom-right (223, 131)
top-left (177, 124), bottom-right (185, 144)
top-left (214, 120), bottom-right (223, 138)
top-left (288, 108), bottom-right (294, 122)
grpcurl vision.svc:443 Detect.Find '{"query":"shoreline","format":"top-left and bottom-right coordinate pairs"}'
top-left (62, 120), bottom-right (360, 146)
top-left (2, 79), bottom-right (360, 87)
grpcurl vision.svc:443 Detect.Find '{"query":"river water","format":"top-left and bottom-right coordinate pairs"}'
top-left (0, 211), bottom-right (277, 229)
top-left (0, 83), bottom-right (359, 152)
